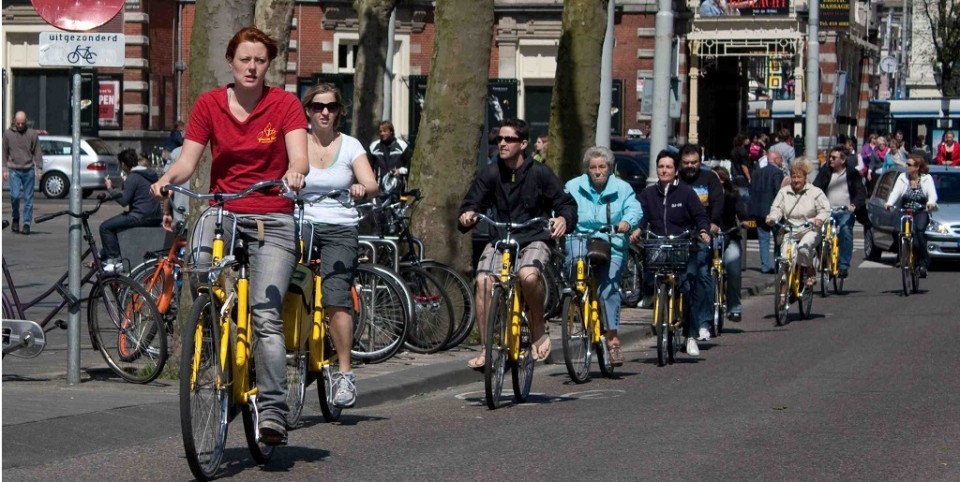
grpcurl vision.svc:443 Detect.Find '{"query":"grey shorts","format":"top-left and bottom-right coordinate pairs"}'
top-left (477, 240), bottom-right (550, 275)
top-left (309, 224), bottom-right (359, 309)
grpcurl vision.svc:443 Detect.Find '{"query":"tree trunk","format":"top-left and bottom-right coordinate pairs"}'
top-left (255, 0), bottom-right (296, 87)
top-left (545, 0), bottom-right (608, 182)
top-left (409, 0), bottom-right (495, 271)
top-left (171, 0), bottom-right (256, 376)
top-left (351, 0), bottom-right (401, 143)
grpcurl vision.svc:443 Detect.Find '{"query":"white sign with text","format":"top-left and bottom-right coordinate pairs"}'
top-left (38, 32), bottom-right (125, 68)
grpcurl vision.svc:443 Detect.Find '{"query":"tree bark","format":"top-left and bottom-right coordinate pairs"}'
top-left (255, 0), bottom-right (296, 88)
top-left (171, 0), bottom-right (256, 375)
top-left (409, 0), bottom-right (495, 271)
top-left (351, 0), bottom-right (401, 143)
top-left (545, 0), bottom-right (608, 182)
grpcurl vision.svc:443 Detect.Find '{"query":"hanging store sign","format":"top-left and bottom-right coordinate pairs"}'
top-left (820, 0), bottom-right (851, 30)
top-left (698, 0), bottom-right (790, 17)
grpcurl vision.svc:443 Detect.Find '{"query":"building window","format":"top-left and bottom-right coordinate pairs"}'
top-left (337, 43), bottom-right (359, 72)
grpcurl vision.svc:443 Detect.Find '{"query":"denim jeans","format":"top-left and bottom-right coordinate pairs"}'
top-left (683, 242), bottom-right (713, 337)
top-left (8, 168), bottom-right (36, 225)
top-left (99, 213), bottom-right (162, 260)
top-left (193, 212), bottom-right (297, 425)
top-left (564, 238), bottom-right (625, 331)
top-left (723, 238), bottom-right (742, 313)
top-left (757, 223), bottom-right (778, 272)
top-left (832, 210), bottom-right (855, 270)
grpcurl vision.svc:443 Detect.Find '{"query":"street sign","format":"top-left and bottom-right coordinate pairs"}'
top-left (31, 0), bottom-right (124, 32)
top-left (38, 32), bottom-right (125, 68)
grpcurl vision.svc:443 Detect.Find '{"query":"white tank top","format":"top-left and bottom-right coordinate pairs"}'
top-left (300, 134), bottom-right (366, 226)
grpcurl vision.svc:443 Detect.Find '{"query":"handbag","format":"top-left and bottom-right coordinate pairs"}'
top-left (586, 200), bottom-right (612, 265)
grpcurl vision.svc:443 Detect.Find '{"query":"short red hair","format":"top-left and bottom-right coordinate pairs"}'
top-left (225, 27), bottom-right (278, 61)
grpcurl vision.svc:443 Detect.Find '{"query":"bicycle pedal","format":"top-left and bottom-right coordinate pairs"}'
top-left (54, 319), bottom-right (68, 330)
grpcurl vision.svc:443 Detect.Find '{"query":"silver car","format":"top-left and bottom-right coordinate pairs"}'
top-left (865, 165), bottom-right (960, 263)
top-left (39, 135), bottom-right (121, 199)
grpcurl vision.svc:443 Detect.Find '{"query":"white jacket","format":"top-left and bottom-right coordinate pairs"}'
top-left (885, 172), bottom-right (938, 208)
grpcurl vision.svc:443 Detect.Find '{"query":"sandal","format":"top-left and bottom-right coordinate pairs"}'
top-left (805, 276), bottom-right (817, 287)
top-left (531, 334), bottom-right (551, 361)
top-left (467, 353), bottom-right (485, 370)
top-left (609, 344), bottom-right (624, 367)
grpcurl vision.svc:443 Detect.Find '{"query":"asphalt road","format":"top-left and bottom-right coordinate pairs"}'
top-left (4, 232), bottom-right (959, 481)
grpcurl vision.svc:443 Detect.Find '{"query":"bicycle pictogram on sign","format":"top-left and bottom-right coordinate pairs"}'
top-left (67, 45), bottom-right (97, 65)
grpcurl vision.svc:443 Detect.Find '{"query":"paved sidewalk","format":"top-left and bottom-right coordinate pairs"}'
top-left (2, 194), bottom-right (777, 468)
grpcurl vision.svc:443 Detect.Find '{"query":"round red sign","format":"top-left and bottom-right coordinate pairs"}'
top-left (31, 0), bottom-right (125, 32)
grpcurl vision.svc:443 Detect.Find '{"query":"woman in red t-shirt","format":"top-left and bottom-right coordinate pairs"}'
top-left (935, 130), bottom-right (960, 166)
top-left (151, 27), bottom-right (308, 446)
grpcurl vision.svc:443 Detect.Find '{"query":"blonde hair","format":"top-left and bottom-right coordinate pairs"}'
top-left (789, 157), bottom-right (813, 176)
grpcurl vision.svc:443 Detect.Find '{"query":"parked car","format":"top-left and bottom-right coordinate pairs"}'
top-left (614, 152), bottom-right (649, 196)
top-left (39, 135), bottom-right (120, 199)
top-left (864, 165), bottom-right (960, 264)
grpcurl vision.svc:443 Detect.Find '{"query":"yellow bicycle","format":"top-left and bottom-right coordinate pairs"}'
top-left (170, 180), bottom-right (292, 481)
top-left (638, 231), bottom-right (692, 367)
top-left (561, 227), bottom-right (618, 383)
top-left (897, 208), bottom-right (920, 296)
top-left (710, 226), bottom-right (739, 337)
top-left (773, 221), bottom-right (815, 325)
top-left (817, 207), bottom-right (847, 297)
top-left (476, 213), bottom-right (550, 410)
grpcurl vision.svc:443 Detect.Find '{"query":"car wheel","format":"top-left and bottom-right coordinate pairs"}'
top-left (41, 172), bottom-right (69, 199)
top-left (82, 189), bottom-right (94, 199)
top-left (863, 227), bottom-right (882, 262)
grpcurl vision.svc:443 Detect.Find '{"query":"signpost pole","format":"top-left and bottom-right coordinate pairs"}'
top-left (67, 66), bottom-right (82, 385)
top-left (805, 0), bottom-right (821, 161)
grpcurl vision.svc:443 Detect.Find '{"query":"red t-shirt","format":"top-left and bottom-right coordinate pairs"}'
top-left (184, 85), bottom-right (307, 214)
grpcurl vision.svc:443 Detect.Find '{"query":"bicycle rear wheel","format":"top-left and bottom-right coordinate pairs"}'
top-left (798, 276), bottom-right (814, 320)
top-left (540, 259), bottom-right (564, 319)
top-left (87, 275), bottom-right (167, 383)
top-left (400, 266), bottom-right (454, 354)
top-left (561, 294), bottom-right (590, 383)
top-left (619, 249), bottom-right (643, 306)
top-left (421, 261), bottom-right (475, 350)
top-left (596, 298), bottom-right (614, 378)
top-left (511, 312), bottom-right (535, 403)
top-left (655, 286), bottom-right (669, 367)
top-left (180, 294), bottom-right (229, 482)
top-left (900, 237), bottom-right (911, 297)
top-left (773, 265), bottom-right (790, 326)
top-left (818, 244), bottom-right (830, 298)
top-left (484, 286), bottom-right (509, 410)
top-left (351, 265), bottom-right (410, 363)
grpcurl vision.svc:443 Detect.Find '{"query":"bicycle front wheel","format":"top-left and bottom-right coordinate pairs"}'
top-left (712, 271), bottom-right (724, 337)
top-left (401, 266), bottom-right (454, 354)
top-left (317, 364), bottom-right (343, 422)
top-left (351, 264), bottom-right (410, 363)
top-left (667, 289), bottom-right (682, 364)
top-left (819, 245), bottom-right (830, 298)
top-left (511, 312), bottom-right (535, 403)
top-left (180, 294), bottom-right (229, 482)
top-left (242, 399), bottom-right (274, 464)
top-left (561, 294), bottom-right (590, 384)
top-left (484, 286), bottom-right (509, 410)
top-left (773, 265), bottom-right (790, 326)
top-left (655, 286), bottom-right (669, 367)
top-left (900, 237), bottom-right (911, 297)
top-left (798, 275), bottom-right (814, 320)
top-left (87, 275), bottom-right (167, 383)
top-left (284, 332), bottom-right (307, 429)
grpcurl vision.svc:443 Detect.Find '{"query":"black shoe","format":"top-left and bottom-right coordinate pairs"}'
top-left (728, 312), bottom-right (742, 322)
top-left (919, 267), bottom-right (928, 278)
top-left (11, 220), bottom-right (19, 233)
top-left (838, 268), bottom-right (848, 279)
top-left (259, 419), bottom-right (288, 446)
top-left (21, 224), bottom-right (30, 235)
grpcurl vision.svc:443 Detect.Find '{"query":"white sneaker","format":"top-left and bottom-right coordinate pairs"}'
top-left (686, 338), bottom-right (700, 357)
top-left (697, 327), bottom-right (711, 341)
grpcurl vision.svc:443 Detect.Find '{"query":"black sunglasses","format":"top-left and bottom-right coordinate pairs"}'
top-left (309, 102), bottom-right (340, 113)
top-left (496, 135), bottom-right (522, 143)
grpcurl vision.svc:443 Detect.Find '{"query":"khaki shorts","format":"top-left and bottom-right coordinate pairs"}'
top-left (477, 241), bottom-right (550, 275)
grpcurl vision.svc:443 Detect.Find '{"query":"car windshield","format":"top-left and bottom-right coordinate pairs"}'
top-left (931, 172), bottom-right (960, 204)
top-left (86, 139), bottom-right (115, 156)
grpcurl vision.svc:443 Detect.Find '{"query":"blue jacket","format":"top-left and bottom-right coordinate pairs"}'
top-left (565, 174), bottom-right (642, 258)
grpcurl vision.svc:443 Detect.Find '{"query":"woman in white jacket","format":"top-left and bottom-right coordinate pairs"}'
top-left (883, 154), bottom-right (938, 277)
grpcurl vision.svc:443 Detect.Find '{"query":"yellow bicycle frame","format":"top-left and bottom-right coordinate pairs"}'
top-left (574, 258), bottom-right (602, 345)
top-left (500, 248), bottom-right (523, 362)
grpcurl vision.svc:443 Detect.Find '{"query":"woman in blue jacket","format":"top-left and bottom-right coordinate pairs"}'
top-left (565, 146), bottom-right (642, 366)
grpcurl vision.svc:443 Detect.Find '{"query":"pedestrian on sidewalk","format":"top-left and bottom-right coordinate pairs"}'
top-left (2, 111), bottom-right (43, 235)
top-left (749, 150), bottom-right (785, 274)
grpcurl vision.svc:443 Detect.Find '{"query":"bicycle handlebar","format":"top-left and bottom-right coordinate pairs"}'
top-left (285, 188), bottom-right (352, 207)
top-left (639, 229), bottom-right (693, 240)
top-left (772, 220), bottom-right (814, 231)
top-left (474, 213), bottom-right (551, 231)
top-left (34, 196), bottom-right (108, 224)
top-left (162, 179), bottom-right (286, 203)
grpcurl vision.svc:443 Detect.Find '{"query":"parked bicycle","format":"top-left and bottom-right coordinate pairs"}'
top-left (128, 216), bottom-right (188, 328)
top-left (637, 231), bottom-right (692, 367)
top-left (773, 221), bottom-right (815, 325)
top-left (561, 226), bottom-right (618, 383)
top-left (475, 213), bottom-right (550, 409)
top-left (1, 199), bottom-right (166, 382)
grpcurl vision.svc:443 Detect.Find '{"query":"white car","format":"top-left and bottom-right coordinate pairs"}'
top-left (39, 135), bottom-right (121, 198)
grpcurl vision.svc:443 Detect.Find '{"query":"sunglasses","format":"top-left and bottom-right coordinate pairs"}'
top-left (496, 135), bottom-right (522, 143)
top-left (309, 102), bottom-right (340, 113)
top-left (907, 163), bottom-right (917, 167)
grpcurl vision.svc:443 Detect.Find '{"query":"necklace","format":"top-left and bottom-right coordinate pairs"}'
top-left (310, 131), bottom-right (340, 168)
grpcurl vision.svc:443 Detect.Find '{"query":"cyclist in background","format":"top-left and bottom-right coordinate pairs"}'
top-left (299, 82), bottom-right (379, 408)
top-left (712, 166), bottom-right (750, 322)
top-left (629, 150), bottom-right (711, 357)
top-left (765, 158), bottom-right (830, 288)
top-left (813, 146), bottom-right (867, 279)
top-left (565, 146), bottom-right (642, 366)
top-left (458, 118), bottom-right (577, 369)
top-left (151, 27), bottom-right (308, 446)
top-left (883, 154), bottom-right (938, 278)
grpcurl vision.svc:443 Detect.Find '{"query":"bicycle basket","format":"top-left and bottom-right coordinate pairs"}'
top-left (640, 239), bottom-right (691, 271)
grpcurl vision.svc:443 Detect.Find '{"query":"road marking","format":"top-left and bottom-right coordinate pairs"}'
top-left (859, 260), bottom-right (893, 269)
top-left (558, 389), bottom-right (627, 400)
